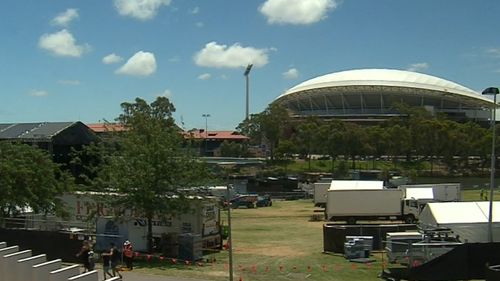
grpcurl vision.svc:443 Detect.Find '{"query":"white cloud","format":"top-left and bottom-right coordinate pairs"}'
top-left (198, 73), bottom-right (211, 80)
top-left (190, 7), bottom-right (200, 14)
top-left (114, 0), bottom-right (171, 20)
top-left (259, 0), bottom-right (338, 25)
top-left (406, 62), bottom-right (429, 72)
top-left (30, 90), bottom-right (49, 97)
top-left (486, 48), bottom-right (500, 58)
top-left (194, 41), bottom-right (269, 69)
top-left (169, 56), bottom-right (180, 63)
top-left (58, 80), bottom-right (81, 85)
top-left (159, 89), bottom-right (172, 98)
top-left (283, 68), bottom-right (299, 79)
top-left (116, 51), bottom-right (157, 76)
top-left (102, 53), bottom-right (124, 64)
top-left (51, 8), bottom-right (79, 27)
top-left (195, 22), bottom-right (204, 28)
top-left (38, 29), bottom-right (89, 57)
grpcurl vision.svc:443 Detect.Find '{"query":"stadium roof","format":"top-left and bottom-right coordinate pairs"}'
top-left (0, 122), bottom-right (76, 140)
top-left (276, 69), bottom-right (495, 108)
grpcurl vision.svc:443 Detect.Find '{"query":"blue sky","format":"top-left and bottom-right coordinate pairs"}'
top-left (1, 0), bottom-right (500, 130)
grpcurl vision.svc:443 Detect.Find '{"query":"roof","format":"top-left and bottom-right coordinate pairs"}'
top-left (0, 122), bottom-right (77, 140)
top-left (276, 68), bottom-right (494, 107)
top-left (328, 180), bottom-right (384, 190)
top-left (86, 123), bottom-right (127, 133)
top-left (184, 130), bottom-right (249, 140)
top-left (420, 201), bottom-right (500, 225)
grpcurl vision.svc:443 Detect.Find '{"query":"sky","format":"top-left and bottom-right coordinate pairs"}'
top-left (1, 0), bottom-right (500, 131)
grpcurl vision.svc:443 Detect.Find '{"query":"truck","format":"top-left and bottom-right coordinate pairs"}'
top-left (316, 180), bottom-right (384, 208)
top-left (399, 183), bottom-right (461, 202)
top-left (325, 188), bottom-right (421, 224)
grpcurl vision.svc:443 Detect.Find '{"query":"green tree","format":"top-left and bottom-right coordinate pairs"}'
top-left (0, 142), bottom-right (72, 223)
top-left (318, 120), bottom-right (345, 174)
top-left (98, 97), bottom-right (210, 252)
top-left (237, 103), bottom-right (290, 160)
top-left (293, 117), bottom-right (323, 171)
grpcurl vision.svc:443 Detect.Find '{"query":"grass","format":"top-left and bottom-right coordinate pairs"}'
top-left (133, 199), bottom-right (385, 280)
top-left (131, 189), bottom-right (499, 280)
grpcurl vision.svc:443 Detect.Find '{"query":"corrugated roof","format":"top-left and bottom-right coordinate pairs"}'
top-left (86, 123), bottom-right (127, 133)
top-left (0, 122), bottom-right (75, 140)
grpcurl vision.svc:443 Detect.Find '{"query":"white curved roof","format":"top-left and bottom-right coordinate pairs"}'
top-left (276, 69), bottom-right (493, 106)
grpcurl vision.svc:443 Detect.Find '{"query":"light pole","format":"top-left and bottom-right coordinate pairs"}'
top-left (202, 113), bottom-right (210, 156)
top-left (483, 86), bottom-right (499, 242)
top-left (226, 184), bottom-right (234, 281)
top-left (244, 64), bottom-right (253, 121)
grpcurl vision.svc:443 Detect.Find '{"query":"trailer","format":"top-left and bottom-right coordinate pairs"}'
top-left (313, 183), bottom-right (330, 207)
top-left (326, 188), bottom-right (420, 224)
top-left (399, 183), bottom-right (461, 202)
top-left (57, 192), bottom-right (222, 251)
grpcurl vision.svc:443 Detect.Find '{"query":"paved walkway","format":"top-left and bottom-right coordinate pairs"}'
top-left (93, 267), bottom-right (211, 281)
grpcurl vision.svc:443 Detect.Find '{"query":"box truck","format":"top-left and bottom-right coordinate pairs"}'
top-left (399, 183), bottom-right (461, 202)
top-left (325, 189), bottom-right (421, 224)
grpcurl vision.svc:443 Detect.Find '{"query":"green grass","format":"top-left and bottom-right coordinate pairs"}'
top-left (133, 199), bottom-right (385, 280)
top-left (131, 189), bottom-right (497, 280)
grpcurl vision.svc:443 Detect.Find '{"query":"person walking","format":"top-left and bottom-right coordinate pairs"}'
top-left (123, 240), bottom-right (134, 270)
top-left (102, 242), bottom-right (123, 279)
top-left (102, 249), bottom-right (113, 280)
top-left (76, 240), bottom-right (94, 273)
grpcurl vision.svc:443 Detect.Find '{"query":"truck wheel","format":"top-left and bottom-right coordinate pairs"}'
top-left (347, 217), bottom-right (356, 225)
top-left (404, 215), bottom-right (416, 224)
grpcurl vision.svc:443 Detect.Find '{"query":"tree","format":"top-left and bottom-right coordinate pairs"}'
top-left (0, 142), bottom-right (72, 224)
top-left (318, 120), bottom-right (345, 175)
top-left (97, 97), bottom-right (210, 252)
top-left (237, 103), bottom-right (290, 160)
top-left (293, 117), bottom-right (323, 171)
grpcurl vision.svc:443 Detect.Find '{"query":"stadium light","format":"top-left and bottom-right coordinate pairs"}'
top-left (482, 86), bottom-right (499, 242)
top-left (244, 64), bottom-right (253, 121)
top-left (202, 114), bottom-right (210, 156)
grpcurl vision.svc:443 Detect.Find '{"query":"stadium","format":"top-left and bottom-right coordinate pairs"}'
top-left (274, 69), bottom-right (495, 124)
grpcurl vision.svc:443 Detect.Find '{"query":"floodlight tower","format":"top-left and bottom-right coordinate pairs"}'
top-left (244, 64), bottom-right (253, 121)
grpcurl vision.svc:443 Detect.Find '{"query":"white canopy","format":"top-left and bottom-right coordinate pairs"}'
top-left (419, 201), bottom-right (500, 242)
top-left (329, 180), bottom-right (384, 190)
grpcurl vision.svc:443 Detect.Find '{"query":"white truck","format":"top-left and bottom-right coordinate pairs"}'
top-left (399, 183), bottom-right (461, 202)
top-left (316, 180), bottom-right (384, 208)
top-left (325, 188), bottom-right (421, 224)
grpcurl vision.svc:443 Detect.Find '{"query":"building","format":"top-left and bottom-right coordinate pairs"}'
top-left (274, 69), bottom-right (495, 124)
top-left (0, 122), bottom-right (98, 168)
top-left (184, 129), bottom-right (249, 156)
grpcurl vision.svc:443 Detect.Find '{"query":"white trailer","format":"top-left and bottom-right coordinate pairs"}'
top-left (326, 189), bottom-right (420, 224)
top-left (399, 183), bottom-right (461, 202)
top-left (56, 192), bottom-right (222, 251)
top-left (313, 183), bottom-right (329, 207)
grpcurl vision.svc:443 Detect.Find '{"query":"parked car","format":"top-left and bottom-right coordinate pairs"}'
top-left (256, 195), bottom-right (272, 207)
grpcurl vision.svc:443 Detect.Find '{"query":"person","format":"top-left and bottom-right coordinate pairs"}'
top-left (102, 242), bottom-right (122, 279)
top-left (123, 240), bottom-right (134, 270)
top-left (76, 240), bottom-right (93, 272)
top-left (102, 249), bottom-right (113, 280)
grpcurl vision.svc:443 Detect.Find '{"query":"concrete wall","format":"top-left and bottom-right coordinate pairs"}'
top-left (0, 246), bottom-right (19, 281)
top-left (49, 264), bottom-right (80, 281)
top-left (67, 270), bottom-right (98, 281)
top-left (0, 229), bottom-right (82, 262)
top-left (32, 259), bottom-right (62, 281)
top-left (17, 254), bottom-right (46, 281)
top-left (2, 250), bottom-right (32, 281)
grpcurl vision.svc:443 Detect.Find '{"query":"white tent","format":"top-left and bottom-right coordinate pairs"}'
top-left (329, 180), bottom-right (384, 190)
top-left (419, 201), bottom-right (500, 242)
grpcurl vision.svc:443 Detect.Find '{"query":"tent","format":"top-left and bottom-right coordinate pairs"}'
top-left (419, 201), bottom-right (500, 242)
